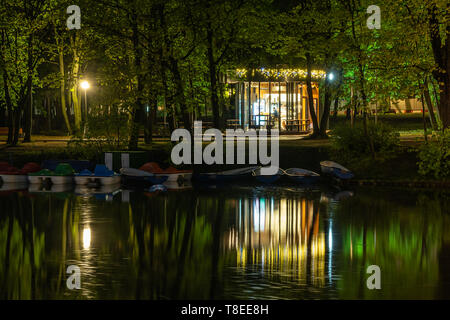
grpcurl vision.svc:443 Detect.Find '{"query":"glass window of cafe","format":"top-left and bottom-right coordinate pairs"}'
top-left (234, 81), bottom-right (318, 131)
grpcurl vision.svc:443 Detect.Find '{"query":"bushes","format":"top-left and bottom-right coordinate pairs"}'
top-left (330, 122), bottom-right (400, 167)
top-left (418, 129), bottom-right (450, 179)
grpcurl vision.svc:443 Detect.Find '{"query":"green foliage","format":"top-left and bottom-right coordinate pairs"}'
top-left (330, 122), bottom-right (400, 167)
top-left (417, 129), bottom-right (450, 179)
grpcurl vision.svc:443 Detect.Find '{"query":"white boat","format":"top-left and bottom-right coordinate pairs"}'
top-left (320, 161), bottom-right (354, 180)
top-left (0, 174), bottom-right (28, 184)
top-left (197, 166), bottom-right (260, 183)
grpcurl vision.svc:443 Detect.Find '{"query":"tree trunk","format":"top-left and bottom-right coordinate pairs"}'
top-left (424, 77), bottom-right (437, 129)
top-left (207, 26), bottom-right (220, 130)
top-left (168, 56), bottom-right (191, 132)
top-left (46, 95), bottom-right (51, 131)
top-left (333, 97), bottom-right (339, 120)
top-left (144, 97), bottom-right (157, 144)
top-left (128, 11), bottom-right (144, 150)
top-left (22, 35), bottom-right (33, 142)
top-left (70, 34), bottom-right (82, 133)
top-left (58, 46), bottom-right (71, 135)
top-left (306, 53), bottom-right (320, 136)
top-left (319, 75), bottom-right (331, 138)
top-left (2, 66), bottom-right (13, 144)
top-left (429, 4), bottom-right (450, 128)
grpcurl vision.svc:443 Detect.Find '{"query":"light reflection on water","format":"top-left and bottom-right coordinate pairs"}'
top-left (0, 185), bottom-right (449, 299)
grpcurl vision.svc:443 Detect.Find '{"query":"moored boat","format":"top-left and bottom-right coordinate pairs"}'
top-left (74, 165), bottom-right (121, 186)
top-left (140, 162), bottom-right (192, 183)
top-left (252, 167), bottom-right (284, 184)
top-left (284, 168), bottom-right (321, 185)
top-left (197, 166), bottom-right (260, 183)
top-left (320, 161), bottom-right (354, 180)
top-left (120, 167), bottom-right (168, 187)
top-left (28, 163), bottom-right (75, 185)
top-left (0, 162), bottom-right (41, 184)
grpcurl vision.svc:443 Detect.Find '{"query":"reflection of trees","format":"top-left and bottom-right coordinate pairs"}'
top-left (125, 192), bottom-right (228, 299)
top-left (0, 192), bottom-right (46, 299)
top-left (334, 190), bottom-right (447, 299)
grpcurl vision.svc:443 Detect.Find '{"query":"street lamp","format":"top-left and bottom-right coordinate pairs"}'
top-left (80, 80), bottom-right (90, 138)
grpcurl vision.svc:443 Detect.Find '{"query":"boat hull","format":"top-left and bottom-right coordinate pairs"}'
top-left (74, 175), bottom-right (122, 186)
top-left (0, 174), bottom-right (28, 184)
top-left (30, 175), bottom-right (74, 185)
top-left (320, 165), bottom-right (354, 180)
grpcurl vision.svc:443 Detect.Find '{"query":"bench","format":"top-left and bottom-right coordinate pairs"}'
top-left (285, 119), bottom-right (311, 132)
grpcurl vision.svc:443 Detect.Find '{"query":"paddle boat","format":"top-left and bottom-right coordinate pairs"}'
top-left (120, 167), bottom-right (168, 187)
top-left (0, 162), bottom-right (41, 184)
top-left (28, 163), bottom-right (75, 185)
top-left (284, 168), bottom-right (321, 185)
top-left (140, 162), bottom-right (192, 183)
top-left (252, 167), bottom-right (284, 184)
top-left (74, 165), bottom-right (121, 186)
top-left (320, 161), bottom-right (354, 180)
top-left (196, 166), bottom-right (260, 183)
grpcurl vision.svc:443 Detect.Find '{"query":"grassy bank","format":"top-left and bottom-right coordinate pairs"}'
top-left (0, 137), bottom-right (420, 181)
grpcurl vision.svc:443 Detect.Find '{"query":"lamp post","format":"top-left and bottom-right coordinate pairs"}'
top-left (81, 80), bottom-right (90, 138)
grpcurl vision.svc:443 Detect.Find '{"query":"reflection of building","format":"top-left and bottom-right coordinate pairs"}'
top-left (227, 68), bottom-right (325, 132)
top-left (224, 197), bottom-right (327, 287)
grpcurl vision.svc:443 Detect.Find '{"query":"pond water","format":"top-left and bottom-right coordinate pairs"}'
top-left (0, 183), bottom-right (449, 300)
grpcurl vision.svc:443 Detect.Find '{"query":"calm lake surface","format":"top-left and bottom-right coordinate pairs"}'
top-left (0, 183), bottom-right (449, 299)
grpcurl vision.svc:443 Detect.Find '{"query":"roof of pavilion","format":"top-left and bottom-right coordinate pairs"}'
top-left (226, 50), bottom-right (326, 82)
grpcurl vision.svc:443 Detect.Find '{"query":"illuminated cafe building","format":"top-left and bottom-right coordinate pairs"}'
top-left (227, 67), bottom-right (326, 132)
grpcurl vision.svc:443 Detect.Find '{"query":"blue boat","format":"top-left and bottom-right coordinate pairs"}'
top-left (120, 167), bottom-right (168, 187)
top-left (320, 161), bottom-right (354, 180)
top-left (252, 167), bottom-right (284, 184)
top-left (74, 165), bottom-right (121, 186)
top-left (284, 168), bottom-right (321, 185)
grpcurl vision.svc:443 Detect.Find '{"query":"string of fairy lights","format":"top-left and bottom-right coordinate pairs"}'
top-left (235, 68), bottom-right (326, 80)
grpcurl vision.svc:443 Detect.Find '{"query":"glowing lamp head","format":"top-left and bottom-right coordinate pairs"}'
top-left (81, 81), bottom-right (90, 90)
top-left (328, 73), bottom-right (334, 81)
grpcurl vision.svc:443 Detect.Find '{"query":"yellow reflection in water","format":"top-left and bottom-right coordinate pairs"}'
top-left (228, 197), bottom-right (327, 287)
top-left (83, 226), bottom-right (91, 250)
